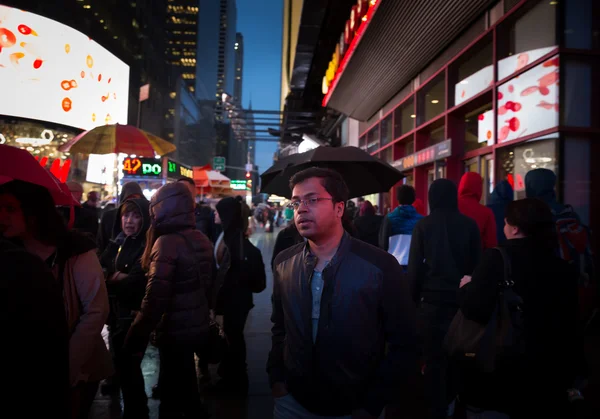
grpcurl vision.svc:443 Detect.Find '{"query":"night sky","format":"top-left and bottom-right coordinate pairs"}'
top-left (237, 0), bottom-right (283, 174)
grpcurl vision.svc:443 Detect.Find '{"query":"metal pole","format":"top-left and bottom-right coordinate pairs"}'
top-left (137, 99), bottom-right (142, 128)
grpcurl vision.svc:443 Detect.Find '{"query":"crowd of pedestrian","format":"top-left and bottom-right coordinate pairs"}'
top-left (0, 164), bottom-right (596, 419)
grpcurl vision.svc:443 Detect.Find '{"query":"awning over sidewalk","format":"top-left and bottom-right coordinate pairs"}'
top-left (325, 0), bottom-right (493, 121)
top-left (192, 167), bottom-right (231, 193)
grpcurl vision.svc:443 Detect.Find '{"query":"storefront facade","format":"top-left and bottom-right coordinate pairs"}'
top-left (325, 0), bottom-right (599, 234)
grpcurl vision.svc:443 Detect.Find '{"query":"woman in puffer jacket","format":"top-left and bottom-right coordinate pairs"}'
top-left (124, 182), bottom-right (214, 419)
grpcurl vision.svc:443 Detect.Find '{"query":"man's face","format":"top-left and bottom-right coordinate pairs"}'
top-left (291, 177), bottom-right (344, 242)
top-left (88, 192), bottom-right (99, 205)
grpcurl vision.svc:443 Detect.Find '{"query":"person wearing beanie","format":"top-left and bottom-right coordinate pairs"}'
top-left (379, 184), bottom-right (424, 269)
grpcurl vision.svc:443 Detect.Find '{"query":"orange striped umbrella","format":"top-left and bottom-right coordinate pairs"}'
top-left (58, 123), bottom-right (176, 156)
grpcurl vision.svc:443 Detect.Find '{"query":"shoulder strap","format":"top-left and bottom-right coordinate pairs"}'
top-left (495, 247), bottom-right (513, 289)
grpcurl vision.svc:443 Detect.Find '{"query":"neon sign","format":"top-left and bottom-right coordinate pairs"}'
top-left (166, 159), bottom-right (193, 178)
top-left (36, 156), bottom-right (71, 183)
top-left (122, 157), bottom-right (162, 177)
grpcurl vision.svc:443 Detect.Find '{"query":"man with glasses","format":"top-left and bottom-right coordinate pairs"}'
top-left (268, 167), bottom-right (419, 419)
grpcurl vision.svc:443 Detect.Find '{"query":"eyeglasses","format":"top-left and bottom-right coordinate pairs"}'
top-left (287, 197), bottom-right (333, 210)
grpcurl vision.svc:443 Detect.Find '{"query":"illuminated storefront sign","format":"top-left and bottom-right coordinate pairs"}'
top-left (231, 179), bottom-right (249, 191)
top-left (322, 0), bottom-right (372, 95)
top-left (0, 5), bottom-right (129, 130)
top-left (392, 139), bottom-right (452, 171)
top-left (166, 159), bottom-right (193, 179)
top-left (122, 157), bottom-right (162, 177)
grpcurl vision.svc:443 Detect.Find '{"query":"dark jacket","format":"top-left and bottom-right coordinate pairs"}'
top-left (0, 239), bottom-right (69, 417)
top-left (353, 214), bottom-right (384, 248)
top-left (379, 205), bottom-right (423, 265)
top-left (72, 204), bottom-right (99, 239)
top-left (195, 203), bottom-right (216, 242)
top-left (268, 232), bottom-right (419, 417)
top-left (271, 223), bottom-right (304, 269)
top-left (487, 181), bottom-right (513, 244)
top-left (97, 182), bottom-right (146, 254)
top-left (459, 238), bottom-right (578, 413)
top-left (408, 179), bottom-right (482, 304)
top-left (458, 172), bottom-right (497, 249)
top-left (215, 197), bottom-right (266, 314)
top-left (126, 182), bottom-right (214, 350)
top-left (99, 198), bottom-right (150, 311)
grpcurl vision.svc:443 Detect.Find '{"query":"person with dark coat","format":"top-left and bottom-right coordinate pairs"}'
top-left (178, 177), bottom-right (216, 242)
top-left (0, 238), bottom-right (70, 418)
top-left (268, 168), bottom-right (419, 419)
top-left (271, 222), bottom-right (304, 270)
top-left (0, 180), bottom-right (113, 419)
top-left (380, 185), bottom-right (423, 269)
top-left (124, 182), bottom-right (214, 419)
top-left (353, 200), bottom-right (384, 248)
top-left (99, 198), bottom-right (151, 418)
top-left (97, 182), bottom-right (146, 254)
top-left (458, 198), bottom-right (578, 418)
top-left (65, 181), bottom-right (100, 239)
top-left (487, 180), bottom-right (513, 244)
top-left (458, 172), bottom-right (497, 250)
top-left (407, 178), bottom-right (482, 419)
top-left (211, 196), bottom-right (266, 395)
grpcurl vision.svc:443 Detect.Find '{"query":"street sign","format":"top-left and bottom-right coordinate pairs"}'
top-left (139, 84), bottom-right (150, 102)
top-left (245, 163), bottom-right (253, 172)
top-left (231, 180), bottom-right (249, 191)
top-left (213, 156), bottom-right (226, 172)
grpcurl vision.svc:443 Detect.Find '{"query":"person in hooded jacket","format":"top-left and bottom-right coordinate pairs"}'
top-left (353, 201), bottom-right (384, 248)
top-left (407, 179), bottom-right (481, 419)
top-left (458, 172), bottom-right (497, 250)
top-left (379, 185), bottom-right (423, 269)
top-left (124, 182), bottom-right (214, 419)
top-left (178, 177), bottom-right (217, 242)
top-left (98, 182), bottom-right (146, 254)
top-left (0, 180), bottom-right (113, 419)
top-left (99, 198), bottom-right (151, 418)
top-left (487, 180), bottom-right (513, 244)
top-left (211, 196), bottom-right (266, 395)
top-left (458, 198), bottom-right (578, 418)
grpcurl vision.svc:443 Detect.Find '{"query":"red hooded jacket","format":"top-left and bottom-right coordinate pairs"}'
top-left (458, 172), bottom-right (497, 249)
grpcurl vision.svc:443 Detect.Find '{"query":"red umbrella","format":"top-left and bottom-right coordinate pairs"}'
top-left (0, 144), bottom-right (73, 205)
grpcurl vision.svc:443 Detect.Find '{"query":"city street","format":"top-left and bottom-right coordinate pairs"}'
top-left (90, 228), bottom-right (278, 419)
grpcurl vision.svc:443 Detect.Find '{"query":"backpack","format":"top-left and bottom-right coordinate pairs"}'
top-left (553, 206), bottom-right (595, 287)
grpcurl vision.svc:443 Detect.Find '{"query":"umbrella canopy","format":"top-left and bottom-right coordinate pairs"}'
top-left (260, 146), bottom-right (404, 198)
top-left (58, 124), bottom-right (176, 156)
top-left (0, 144), bottom-right (74, 205)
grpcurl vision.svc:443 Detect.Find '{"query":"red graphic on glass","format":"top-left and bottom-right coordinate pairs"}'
top-left (0, 28), bottom-right (16, 47)
top-left (516, 53), bottom-right (529, 72)
top-left (538, 71), bottom-right (558, 88)
top-left (543, 57), bottom-right (559, 68)
top-left (499, 125), bottom-right (510, 142)
top-left (62, 97), bottom-right (72, 112)
top-left (506, 117), bottom-right (520, 132)
top-left (33, 59), bottom-right (42, 69)
top-left (520, 86), bottom-right (539, 96)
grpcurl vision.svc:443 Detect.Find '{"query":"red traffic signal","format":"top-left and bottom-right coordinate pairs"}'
top-left (245, 171), bottom-right (251, 178)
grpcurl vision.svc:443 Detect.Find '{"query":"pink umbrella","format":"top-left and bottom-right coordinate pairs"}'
top-left (0, 144), bottom-right (73, 205)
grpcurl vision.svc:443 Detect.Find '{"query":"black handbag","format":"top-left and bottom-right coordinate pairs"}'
top-left (443, 247), bottom-right (523, 373)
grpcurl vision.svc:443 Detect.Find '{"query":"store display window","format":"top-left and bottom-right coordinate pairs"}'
top-left (465, 102), bottom-right (494, 152)
top-left (380, 145), bottom-right (393, 163)
top-left (563, 56), bottom-right (600, 129)
top-left (367, 126), bottom-right (380, 153)
top-left (497, 55), bottom-right (559, 143)
top-left (393, 97), bottom-right (415, 139)
top-left (417, 73), bottom-right (445, 126)
top-left (496, 0), bottom-right (558, 81)
top-left (380, 114), bottom-right (393, 147)
top-left (564, 0), bottom-right (600, 50)
top-left (497, 136), bottom-right (558, 200)
top-left (449, 34), bottom-right (493, 107)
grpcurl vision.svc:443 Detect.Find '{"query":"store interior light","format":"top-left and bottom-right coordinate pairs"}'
top-left (410, 114), bottom-right (416, 118)
top-left (431, 99), bottom-right (439, 104)
top-left (460, 80), bottom-right (469, 85)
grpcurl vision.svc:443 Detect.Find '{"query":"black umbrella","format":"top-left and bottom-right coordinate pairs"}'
top-left (260, 146), bottom-right (404, 198)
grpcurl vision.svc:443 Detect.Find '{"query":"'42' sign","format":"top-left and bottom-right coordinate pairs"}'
top-left (122, 157), bottom-right (162, 177)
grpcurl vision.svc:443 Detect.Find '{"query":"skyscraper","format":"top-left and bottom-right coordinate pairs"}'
top-left (165, 1), bottom-right (200, 141)
top-left (234, 33), bottom-right (244, 106)
top-left (197, 0), bottom-right (237, 121)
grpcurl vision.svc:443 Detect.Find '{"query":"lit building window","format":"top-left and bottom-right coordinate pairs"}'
top-left (169, 92), bottom-right (176, 99)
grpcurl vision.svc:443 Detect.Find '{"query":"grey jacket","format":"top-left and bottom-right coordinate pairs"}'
top-left (267, 232), bottom-right (418, 417)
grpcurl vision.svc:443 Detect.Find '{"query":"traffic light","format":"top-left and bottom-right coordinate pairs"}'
top-left (245, 171), bottom-right (251, 178)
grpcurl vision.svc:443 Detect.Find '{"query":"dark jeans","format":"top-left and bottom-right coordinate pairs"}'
top-left (109, 317), bottom-right (148, 417)
top-left (159, 345), bottom-right (206, 419)
top-left (71, 381), bottom-right (100, 419)
top-left (218, 307), bottom-right (250, 384)
top-left (417, 300), bottom-right (458, 419)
